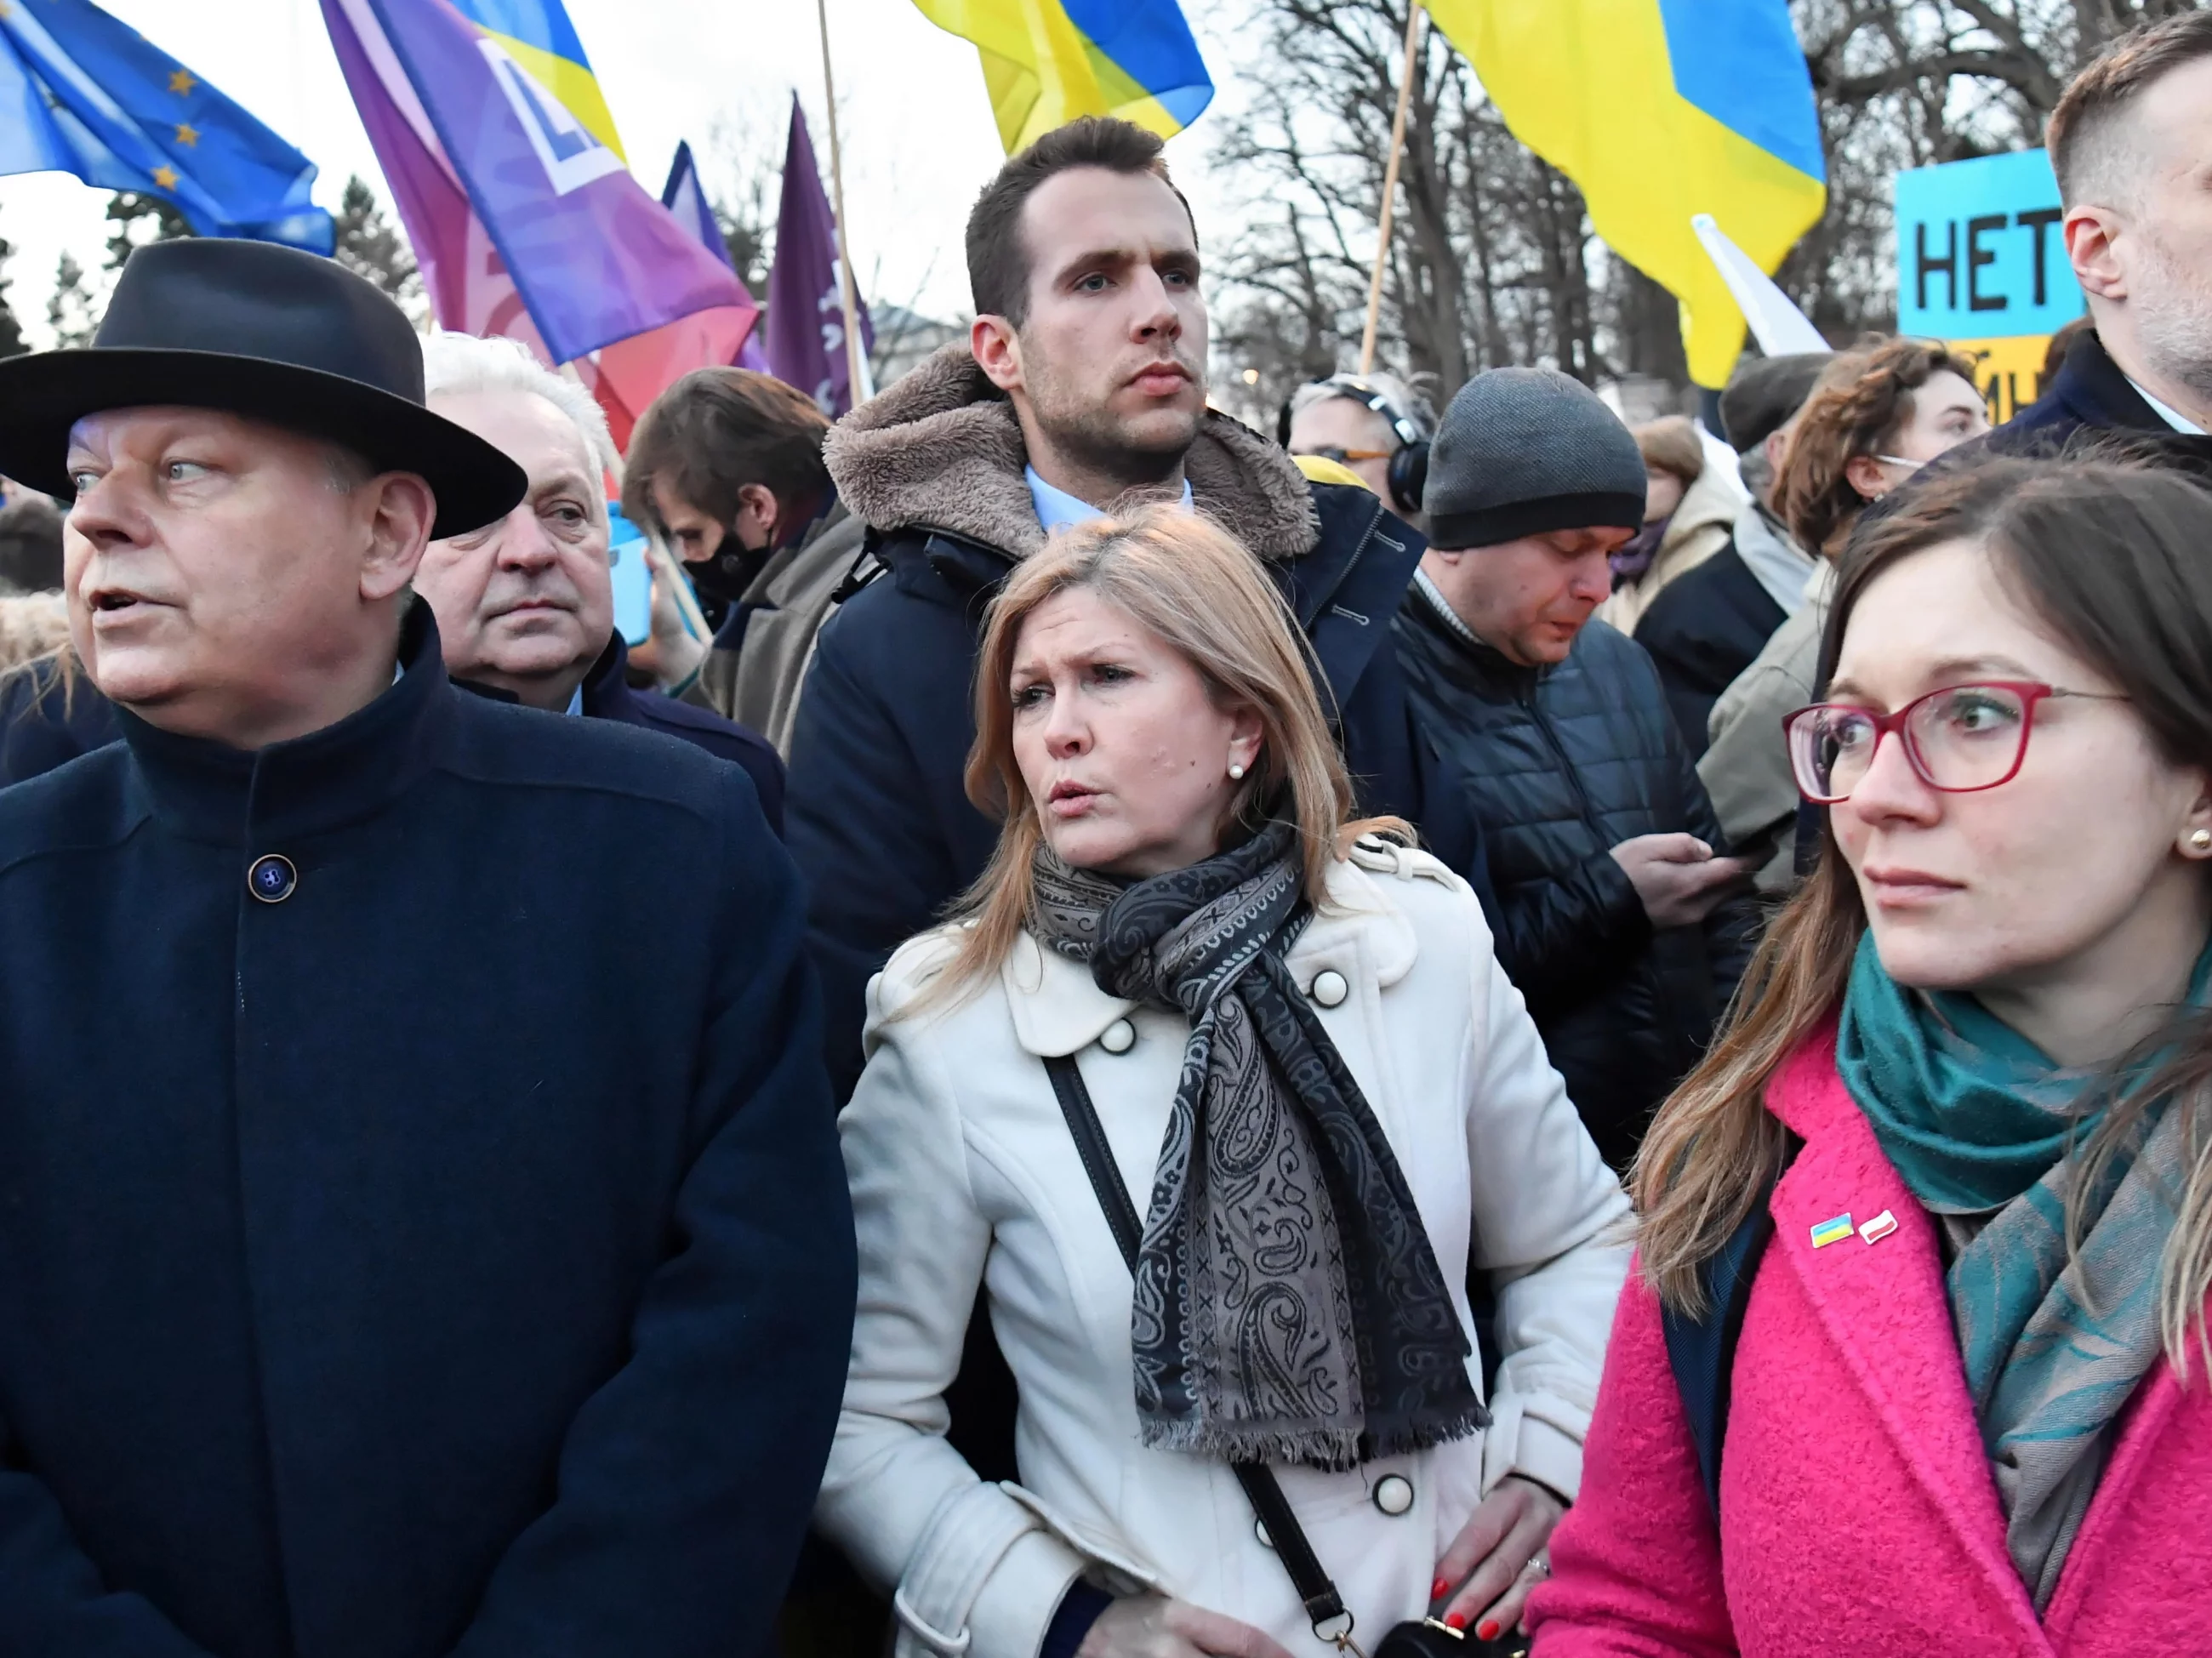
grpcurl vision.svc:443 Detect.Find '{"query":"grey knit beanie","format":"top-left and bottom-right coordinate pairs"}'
top-left (1422, 367), bottom-right (1649, 550)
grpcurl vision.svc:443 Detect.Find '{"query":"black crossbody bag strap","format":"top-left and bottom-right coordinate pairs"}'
top-left (1042, 1054), bottom-right (1354, 1642)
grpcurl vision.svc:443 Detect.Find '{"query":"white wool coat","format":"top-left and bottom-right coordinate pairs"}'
top-left (816, 840), bottom-right (1632, 1658)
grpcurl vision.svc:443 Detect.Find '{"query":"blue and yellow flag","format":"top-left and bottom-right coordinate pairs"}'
top-left (1427, 0), bottom-right (1826, 387)
top-left (913, 0), bottom-right (1212, 155)
top-left (443, 0), bottom-right (625, 162)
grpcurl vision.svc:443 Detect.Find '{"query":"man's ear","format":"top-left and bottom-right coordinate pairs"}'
top-left (361, 473), bottom-right (436, 602)
top-left (972, 314), bottom-right (1024, 395)
top-left (733, 481), bottom-right (780, 532)
top-left (2065, 205), bottom-right (2129, 305)
top-left (1762, 426), bottom-right (1792, 476)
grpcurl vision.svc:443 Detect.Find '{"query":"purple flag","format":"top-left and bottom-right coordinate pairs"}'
top-left (766, 96), bottom-right (873, 419)
top-left (662, 136), bottom-right (768, 370)
top-left (661, 140), bottom-right (735, 272)
top-left (322, 0), bottom-right (753, 366)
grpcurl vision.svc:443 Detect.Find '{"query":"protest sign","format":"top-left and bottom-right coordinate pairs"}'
top-left (1895, 149), bottom-right (2084, 421)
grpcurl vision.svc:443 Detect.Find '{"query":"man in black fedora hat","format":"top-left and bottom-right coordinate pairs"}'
top-left (0, 238), bottom-right (854, 1657)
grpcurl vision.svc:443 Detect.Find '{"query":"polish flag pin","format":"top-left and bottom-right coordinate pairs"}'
top-left (1858, 1210), bottom-right (1898, 1245)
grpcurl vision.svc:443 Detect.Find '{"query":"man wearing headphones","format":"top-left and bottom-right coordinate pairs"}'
top-left (1283, 372), bottom-right (1434, 530)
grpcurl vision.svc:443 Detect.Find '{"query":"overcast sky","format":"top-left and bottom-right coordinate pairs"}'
top-left (0, 0), bottom-right (1245, 350)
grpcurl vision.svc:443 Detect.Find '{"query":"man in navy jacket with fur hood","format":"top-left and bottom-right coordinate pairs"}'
top-left (0, 239), bottom-right (852, 1656)
top-left (787, 118), bottom-right (1472, 1100)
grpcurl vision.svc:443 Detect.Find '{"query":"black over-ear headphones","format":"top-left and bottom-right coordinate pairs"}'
top-left (1276, 374), bottom-right (1432, 516)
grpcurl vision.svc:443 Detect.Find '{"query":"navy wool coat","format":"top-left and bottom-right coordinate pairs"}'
top-left (0, 611), bottom-right (855, 1658)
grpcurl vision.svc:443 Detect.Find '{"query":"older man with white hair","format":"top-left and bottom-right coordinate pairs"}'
top-left (415, 333), bottom-right (784, 831)
top-left (0, 238), bottom-right (851, 1656)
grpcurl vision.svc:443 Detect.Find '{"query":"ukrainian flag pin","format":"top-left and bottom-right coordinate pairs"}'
top-left (1810, 1212), bottom-right (1854, 1249)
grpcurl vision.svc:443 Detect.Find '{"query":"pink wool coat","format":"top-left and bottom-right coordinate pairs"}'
top-left (1525, 1027), bottom-right (2212, 1656)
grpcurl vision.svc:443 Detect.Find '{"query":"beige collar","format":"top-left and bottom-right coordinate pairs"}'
top-left (998, 860), bottom-right (1417, 1058)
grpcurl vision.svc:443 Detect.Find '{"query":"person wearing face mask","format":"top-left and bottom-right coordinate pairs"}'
top-left (413, 334), bottom-right (785, 833)
top-left (1393, 367), bottom-right (1758, 1171)
top-left (1699, 339), bottom-right (1991, 896)
top-left (1531, 457), bottom-right (2212, 1654)
top-left (1977, 14), bottom-right (2212, 469)
top-left (1593, 417), bottom-right (1742, 639)
top-left (820, 503), bottom-right (1628, 1658)
top-left (622, 367), bottom-right (866, 758)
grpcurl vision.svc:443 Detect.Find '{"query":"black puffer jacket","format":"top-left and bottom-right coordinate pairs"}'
top-left (1394, 584), bottom-right (1756, 1168)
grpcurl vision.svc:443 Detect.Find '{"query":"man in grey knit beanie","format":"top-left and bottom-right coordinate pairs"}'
top-left (1394, 366), bottom-right (1755, 1170)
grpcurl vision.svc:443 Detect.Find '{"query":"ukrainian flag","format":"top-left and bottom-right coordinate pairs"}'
top-left (912, 0), bottom-right (1213, 155)
top-left (1426, 0), bottom-right (1826, 388)
top-left (445, 0), bottom-right (625, 162)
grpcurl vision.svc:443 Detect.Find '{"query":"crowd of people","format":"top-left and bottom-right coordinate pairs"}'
top-left (0, 10), bottom-right (2209, 1658)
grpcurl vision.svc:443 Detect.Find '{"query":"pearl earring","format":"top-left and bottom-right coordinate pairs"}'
top-left (1228, 761), bottom-right (1246, 781)
top-left (2191, 828), bottom-right (2212, 853)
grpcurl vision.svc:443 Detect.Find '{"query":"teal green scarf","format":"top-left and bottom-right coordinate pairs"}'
top-left (1837, 930), bottom-right (2203, 1611)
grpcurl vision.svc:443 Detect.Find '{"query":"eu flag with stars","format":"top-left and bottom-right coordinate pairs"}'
top-left (0, 0), bottom-right (332, 253)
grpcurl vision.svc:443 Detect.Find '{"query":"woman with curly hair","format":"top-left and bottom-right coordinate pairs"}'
top-left (1698, 339), bottom-right (1987, 892)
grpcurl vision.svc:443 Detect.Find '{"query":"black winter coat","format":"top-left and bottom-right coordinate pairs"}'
top-left (1633, 541), bottom-right (1787, 760)
top-left (0, 612), bottom-right (853, 1657)
top-left (0, 657), bottom-right (118, 788)
top-left (1394, 590), bottom-right (1756, 1168)
top-left (1988, 326), bottom-right (2212, 468)
top-left (579, 631), bottom-right (786, 835)
top-left (787, 345), bottom-right (1480, 1099)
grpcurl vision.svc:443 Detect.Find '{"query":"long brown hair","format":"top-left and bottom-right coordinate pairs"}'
top-left (1776, 338), bottom-right (1980, 558)
top-left (1636, 457), bottom-right (2212, 1373)
top-left (921, 504), bottom-right (1403, 1003)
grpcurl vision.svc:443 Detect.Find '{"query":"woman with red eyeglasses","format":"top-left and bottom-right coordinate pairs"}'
top-left (1525, 457), bottom-right (2212, 1656)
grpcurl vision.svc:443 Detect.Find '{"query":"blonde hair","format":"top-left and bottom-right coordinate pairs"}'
top-left (1632, 415), bottom-right (1705, 487)
top-left (0, 593), bottom-right (68, 674)
top-left (924, 504), bottom-right (1405, 1001)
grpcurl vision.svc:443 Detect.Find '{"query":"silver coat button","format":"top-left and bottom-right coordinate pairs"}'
top-left (1309, 969), bottom-right (1348, 1007)
top-left (1372, 1473), bottom-right (1415, 1516)
top-left (1099, 1018), bottom-right (1136, 1054)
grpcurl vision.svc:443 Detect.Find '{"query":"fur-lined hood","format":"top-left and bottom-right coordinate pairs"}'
top-left (824, 343), bottom-right (1323, 564)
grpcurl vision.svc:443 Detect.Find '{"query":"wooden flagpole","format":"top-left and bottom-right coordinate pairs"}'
top-left (1359, 2), bottom-right (1424, 376)
top-left (815, 0), bottom-right (875, 405)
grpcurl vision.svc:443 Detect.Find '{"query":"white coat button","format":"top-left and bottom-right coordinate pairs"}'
top-left (1099, 1018), bottom-right (1136, 1054)
top-left (1254, 1519), bottom-right (1273, 1549)
top-left (1309, 970), bottom-right (1348, 1008)
top-left (1371, 1473), bottom-right (1415, 1516)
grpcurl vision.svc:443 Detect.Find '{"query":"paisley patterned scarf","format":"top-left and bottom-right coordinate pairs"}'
top-left (1030, 821), bottom-right (1486, 1468)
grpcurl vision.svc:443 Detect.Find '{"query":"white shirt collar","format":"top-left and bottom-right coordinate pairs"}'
top-left (1024, 464), bottom-right (1194, 532)
top-left (2126, 377), bottom-right (2209, 436)
top-left (564, 684), bottom-right (584, 717)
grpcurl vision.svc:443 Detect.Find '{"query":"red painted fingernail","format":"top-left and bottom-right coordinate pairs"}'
top-left (1429, 1578), bottom-right (1450, 1603)
top-left (1443, 1613), bottom-right (1468, 1632)
top-left (1476, 1622), bottom-right (1500, 1641)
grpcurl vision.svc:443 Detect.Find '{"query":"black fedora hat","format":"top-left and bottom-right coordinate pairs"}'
top-left (0, 238), bottom-right (526, 538)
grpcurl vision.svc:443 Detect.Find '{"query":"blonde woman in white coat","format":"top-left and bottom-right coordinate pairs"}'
top-left (818, 506), bottom-right (1630, 1658)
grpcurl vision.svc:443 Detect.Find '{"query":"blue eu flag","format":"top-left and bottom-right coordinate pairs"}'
top-left (0, 0), bottom-right (333, 253)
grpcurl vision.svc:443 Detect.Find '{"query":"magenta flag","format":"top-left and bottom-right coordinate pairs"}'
top-left (765, 96), bottom-right (872, 419)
